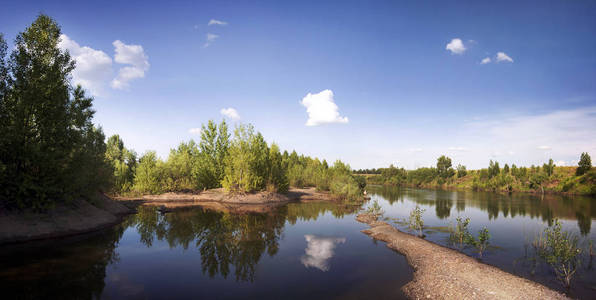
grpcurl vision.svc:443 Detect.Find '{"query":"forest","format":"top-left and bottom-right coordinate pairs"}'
top-left (0, 15), bottom-right (364, 211)
top-left (367, 154), bottom-right (595, 195)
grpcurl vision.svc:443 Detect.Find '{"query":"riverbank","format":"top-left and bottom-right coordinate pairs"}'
top-left (0, 194), bottom-right (133, 245)
top-left (113, 187), bottom-right (344, 213)
top-left (0, 188), bottom-right (344, 245)
top-left (355, 212), bottom-right (569, 300)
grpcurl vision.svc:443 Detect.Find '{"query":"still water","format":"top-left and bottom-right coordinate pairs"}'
top-left (365, 185), bottom-right (596, 299)
top-left (0, 201), bottom-right (412, 300)
top-left (1, 187), bottom-right (594, 299)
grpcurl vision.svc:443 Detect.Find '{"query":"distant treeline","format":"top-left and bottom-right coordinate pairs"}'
top-left (366, 154), bottom-right (595, 195)
top-left (106, 120), bottom-right (365, 200)
top-left (0, 15), bottom-right (364, 211)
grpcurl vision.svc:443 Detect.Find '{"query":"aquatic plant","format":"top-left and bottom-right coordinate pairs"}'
top-left (467, 227), bottom-right (491, 258)
top-left (366, 200), bottom-right (384, 220)
top-left (408, 205), bottom-right (425, 237)
top-left (449, 216), bottom-right (472, 249)
top-left (534, 219), bottom-right (582, 288)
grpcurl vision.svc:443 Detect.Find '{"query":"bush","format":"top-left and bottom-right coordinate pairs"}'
top-left (535, 220), bottom-right (582, 288)
top-left (449, 217), bottom-right (472, 249)
top-left (408, 205), bottom-right (425, 237)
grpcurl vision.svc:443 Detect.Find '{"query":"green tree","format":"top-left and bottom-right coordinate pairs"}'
top-left (436, 155), bottom-right (454, 179)
top-left (576, 152), bottom-right (592, 176)
top-left (543, 158), bottom-right (555, 177)
top-left (133, 151), bottom-right (161, 194)
top-left (456, 164), bottom-right (467, 178)
top-left (0, 15), bottom-right (112, 209)
top-left (222, 124), bottom-right (270, 193)
top-left (502, 163), bottom-right (510, 175)
top-left (106, 135), bottom-right (137, 192)
top-left (267, 143), bottom-right (289, 193)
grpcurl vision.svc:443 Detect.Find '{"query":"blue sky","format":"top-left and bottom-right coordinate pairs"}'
top-left (1, 0), bottom-right (595, 169)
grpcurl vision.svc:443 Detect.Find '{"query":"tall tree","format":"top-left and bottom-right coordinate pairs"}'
top-left (576, 152), bottom-right (592, 176)
top-left (436, 155), bottom-right (454, 179)
top-left (0, 15), bottom-right (111, 209)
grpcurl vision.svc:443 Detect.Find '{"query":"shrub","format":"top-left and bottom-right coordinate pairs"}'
top-left (467, 227), bottom-right (490, 258)
top-left (408, 205), bottom-right (425, 237)
top-left (535, 220), bottom-right (582, 288)
top-left (366, 200), bottom-right (384, 220)
top-left (449, 216), bottom-right (472, 249)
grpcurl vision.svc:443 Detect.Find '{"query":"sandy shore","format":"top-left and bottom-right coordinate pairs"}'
top-left (114, 187), bottom-right (336, 213)
top-left (355, 213), bottom-right (568, 300)
top-left (0, 194), bottom-right (132, 245)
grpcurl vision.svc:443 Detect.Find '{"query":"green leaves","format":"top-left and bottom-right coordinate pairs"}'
top-left (409, 205), bottom-right (425, 237)
top-left (536, 219), bottom-right (582, 287)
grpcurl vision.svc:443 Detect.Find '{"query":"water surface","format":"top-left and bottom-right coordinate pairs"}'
top-left (365, 185), bottom-right (596, 299)
top-left (0, 201), bottom-right (412, 299)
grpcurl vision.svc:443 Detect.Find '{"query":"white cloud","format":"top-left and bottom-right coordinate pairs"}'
top-left (203, 33), bottom-right (219, 48)
top-left (300, 90), bottom-right (349, 126)
top-left (111, 40), bottom-right (150, 90)
top-left (208, 19), bottom-right (227, 26)
top-left (496, 52), bottom-right (514, 63)
top-left (480, 57), bottom-right (491, 64)
top-left (220, 107), bottom-right (240, 120)
top-left (188, 128), bottom-right (202, 135)
top-left (409, 148), bottom-right (423, 153)
top-left (462, 106), bottom-right (596, 167)
top-left (556, 160), bottom-right (566, 166)
top-left (300, 235), bottom-right (346, 271)
top-left (445, 38), bottom-right (466, 55)
top-left (58, 34), bottom-right (113, 96)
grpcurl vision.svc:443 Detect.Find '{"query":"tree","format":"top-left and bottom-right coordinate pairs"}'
top-left (576, 152), bottom-right (592, 176)
top-left (488, 160), bottom-right (500, 178)
top-left (106, 135), bottom-right (137, 192)
top-left (502, 164), bottom-right (510, 175)
top-left (543, 158), bottom-right (555, 177)
top-left (436, 155), bottom-right (454, 179)
top-left (133, 151), bottom-right (161, 193)
top-left (222, 124), bottom-right (270, 193)
top-left (0, 15), bottom-right (112, 209)
top-left (456, 164), bottom-right (467, 178)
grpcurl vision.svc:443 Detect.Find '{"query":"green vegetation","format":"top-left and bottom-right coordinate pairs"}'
top-left (469, 227), bottom-right (491, 258)
top-left (366, 153), bottom-right (595, 196)
top-left (449, 217), bottom-right (472, 249)
top-left (534, 220), bottom-right (582, 288)
top-left (408, 205), bottom-right (425, 237)
top-left (0, 15), bottom-right (112, 210)
top-left (366, 200), bottom-right (384, 220)
top-left (0, 15), bottom-right (364, 212)
top-left (109, 122), bottom-right (364, 199)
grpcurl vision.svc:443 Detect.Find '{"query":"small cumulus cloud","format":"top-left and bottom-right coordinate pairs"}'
top-left (208, 19), bottom-right (228, 26)
top-left (446, 38), bottom-right (466, 55)
top-left (496, 52), bottom-right (514, 63)
top-left (409, 148), bottom-right (423, 153)
top-left (480, 57), bottom-right (491, 64)
top-left (537, 145), bottom-right (552, 150)
top-left (58, 34), bottom-right (113, 96)
top-left (111, 40), bottom-right (150, 90)
top-left (188, 128), bottom-right (202, 135)
top-left (220, 107), bottom-right (240, 120)
top-left (300, 90), bottom-right (349, 126)
top-left (556, 160), bottom-right (566, 166)
top-left (203, 33), bottom-right (219, 48)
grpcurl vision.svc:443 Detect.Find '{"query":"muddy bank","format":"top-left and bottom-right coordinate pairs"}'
top-left (0, 194), bottom-right (132, 245)
top-left (355, 213), bottom-right (568, 300)
top-left (114, 187), bottom-right (337, 213)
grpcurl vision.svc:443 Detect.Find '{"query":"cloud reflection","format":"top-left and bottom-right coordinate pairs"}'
top-left (300, 235), bottom-right (346, 271)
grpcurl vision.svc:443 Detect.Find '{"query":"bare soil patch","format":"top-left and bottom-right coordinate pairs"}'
top-left (114, 187), bottom-right (336, 213)
top-left (0, 194), bottom-right (132, 245)
top-left (356, 213), bottom-right (568, 300)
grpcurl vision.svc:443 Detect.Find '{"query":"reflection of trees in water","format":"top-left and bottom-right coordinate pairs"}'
top-left (0, 223), bottom-right (126, 300)
top-left (126, 201), bottom-right (362, 282)
top-left (368, 185), bottom-right (594, 235)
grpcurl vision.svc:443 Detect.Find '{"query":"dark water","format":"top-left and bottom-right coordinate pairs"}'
top-left (366, 185), bottom-right (596, 299)
top-left (0, 201), bottom-right (412, 300)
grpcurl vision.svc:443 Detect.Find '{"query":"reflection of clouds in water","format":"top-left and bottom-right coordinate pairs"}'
top-left (301, 234), bottom-right (346, 271)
